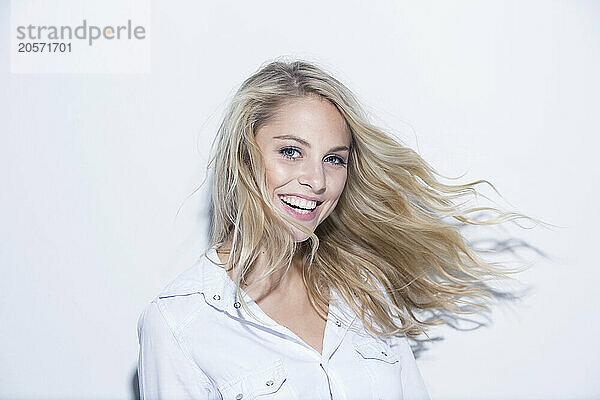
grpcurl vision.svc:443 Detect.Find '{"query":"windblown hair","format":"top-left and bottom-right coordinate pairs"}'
top-left (205, 58), bottom-right (540, 339)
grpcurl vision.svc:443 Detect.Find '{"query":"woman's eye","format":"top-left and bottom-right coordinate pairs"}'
top-left (279, 147), bottom-right (300, 160)
top-left (326, 155), bottom-right (347, 166)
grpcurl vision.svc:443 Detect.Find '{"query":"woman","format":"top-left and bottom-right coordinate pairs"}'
top-left (137, 59), bottom-right (536, 399)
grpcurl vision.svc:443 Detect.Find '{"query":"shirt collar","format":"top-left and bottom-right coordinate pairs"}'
top-left (158, 244), bottom-right (357, 327)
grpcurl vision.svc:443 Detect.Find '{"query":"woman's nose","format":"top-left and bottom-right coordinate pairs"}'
top-left (297, 159), bottom-right (326, 192)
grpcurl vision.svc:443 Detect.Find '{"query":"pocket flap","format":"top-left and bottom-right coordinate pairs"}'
top-left (219, 359), bottom-right (289, 399)
top-left (355, 339), bottom-right (400, 364)
top-left (245, 359), bottom-right (288, 396)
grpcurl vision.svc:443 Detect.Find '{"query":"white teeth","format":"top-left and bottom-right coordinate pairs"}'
top-left (279, 195), bottom-right (317, 210)
top-left (294, 208), bottom-right (311, 214)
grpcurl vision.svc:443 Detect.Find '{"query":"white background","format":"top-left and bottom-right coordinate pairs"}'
top-left (1, 1), bottom-right (599, 399)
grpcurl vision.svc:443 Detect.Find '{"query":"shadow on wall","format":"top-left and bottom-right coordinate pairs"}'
top-left (131, 370), bottom-right (140, 400)
top-left (410, 212), bottom-right (551, 358)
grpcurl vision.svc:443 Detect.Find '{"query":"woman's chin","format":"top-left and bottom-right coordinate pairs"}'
top-left (291, 233), bottom-right (311, 243)
top-left (289, 226), bottom-right (313, 243)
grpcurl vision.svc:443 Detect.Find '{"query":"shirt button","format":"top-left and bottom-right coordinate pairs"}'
top-left (335, 320), bottom-right (342, 327)
top-left (235, 394), bottom-right (243, 400)
top-left (266, 380), bottom-right (274, 386)
top-left (213, 294), bottom-right (221, 301)
top-left (234, 301), bottom-right (241, 308)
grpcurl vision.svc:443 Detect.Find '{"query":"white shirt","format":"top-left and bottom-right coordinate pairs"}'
top-left (137, 244), bottom-right (430, 400)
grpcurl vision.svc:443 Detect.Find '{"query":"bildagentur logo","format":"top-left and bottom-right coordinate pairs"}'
top-left (16, 19), bottom-right (146, 46)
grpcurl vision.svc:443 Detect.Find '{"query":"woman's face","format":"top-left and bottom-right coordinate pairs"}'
top-left (254, 95), bottom-right (351, 242)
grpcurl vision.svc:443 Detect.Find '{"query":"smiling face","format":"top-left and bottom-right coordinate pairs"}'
top-left (254, 95), bottom-right (351, 242)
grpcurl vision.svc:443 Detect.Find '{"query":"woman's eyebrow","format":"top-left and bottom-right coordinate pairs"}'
top-left (273, 135), bottom-right (350, 152)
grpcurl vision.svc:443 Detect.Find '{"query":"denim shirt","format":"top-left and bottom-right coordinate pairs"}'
top-left (137, 245), bottom-right (430, 400)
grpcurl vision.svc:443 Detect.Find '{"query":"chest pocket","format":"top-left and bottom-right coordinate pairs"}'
top-left (354, 338), bottom-right (404, 399)
top-left (218, 359), bottom-right (297, 400)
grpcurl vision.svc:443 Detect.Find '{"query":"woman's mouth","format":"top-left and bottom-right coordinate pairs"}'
top-left (277, 194), bottom-right (320, 221)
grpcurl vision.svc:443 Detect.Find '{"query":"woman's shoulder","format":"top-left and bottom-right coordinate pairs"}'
top-left (138, 247), bottom-right (223, 335)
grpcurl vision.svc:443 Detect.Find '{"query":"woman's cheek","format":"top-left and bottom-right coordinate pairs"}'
top-left (264, 160), bottom-right (294, 189)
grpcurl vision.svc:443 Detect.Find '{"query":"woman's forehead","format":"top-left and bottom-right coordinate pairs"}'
top-left (259, 96), bottom-right (351, 145)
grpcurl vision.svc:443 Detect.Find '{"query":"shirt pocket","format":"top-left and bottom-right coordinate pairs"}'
top-left (217, 359), bottom-right (297, 400)
top-left (354, 338), bottom-right (404, 399)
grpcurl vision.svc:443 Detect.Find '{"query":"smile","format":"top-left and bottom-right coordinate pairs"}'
top-left (277, 194), bottom-right (321, 221)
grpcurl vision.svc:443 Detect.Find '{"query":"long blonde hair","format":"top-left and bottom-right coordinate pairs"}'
top-left (205, 58), bottom-right (542, 339)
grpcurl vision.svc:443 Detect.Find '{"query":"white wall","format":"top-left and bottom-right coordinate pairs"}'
top-left (1, 1), bottom-right (598, 399)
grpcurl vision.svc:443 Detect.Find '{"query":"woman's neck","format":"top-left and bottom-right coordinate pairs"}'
top-left (215, 238), bottom-right (305, 302)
